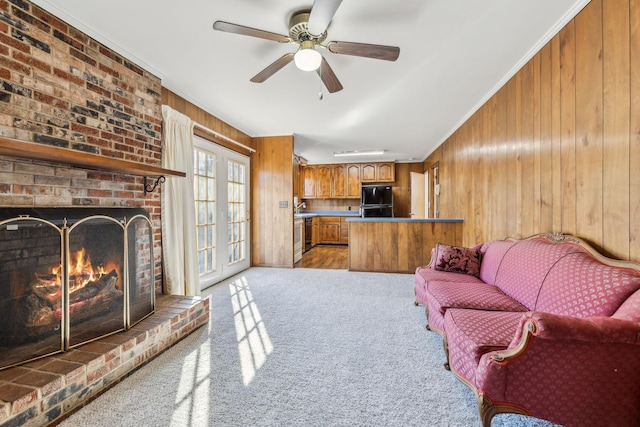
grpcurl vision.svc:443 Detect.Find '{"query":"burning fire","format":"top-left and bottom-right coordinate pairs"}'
top-left (50, 248), bottom-right (119, 292)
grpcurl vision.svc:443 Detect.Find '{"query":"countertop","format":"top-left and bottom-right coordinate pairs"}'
top-left (294, 210), bottom-right (361, 219)
top-left (346, 217), bottom-right (463, 223)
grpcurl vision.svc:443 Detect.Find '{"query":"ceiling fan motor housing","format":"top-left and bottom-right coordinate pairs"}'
top-left (289, 12), bottom-right (327, 44)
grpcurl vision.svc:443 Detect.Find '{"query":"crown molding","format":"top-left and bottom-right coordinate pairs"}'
top-left (29, 0), bottom-right (166, 80)
top-left (423, 0), bottom-right (592, 162)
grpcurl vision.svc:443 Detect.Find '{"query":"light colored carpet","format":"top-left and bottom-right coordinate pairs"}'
top-left (60, 267), bottom-right (558, 427)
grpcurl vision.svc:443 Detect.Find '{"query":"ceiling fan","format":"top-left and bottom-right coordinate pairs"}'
top-left (213, 0), bottom-right (400, 93)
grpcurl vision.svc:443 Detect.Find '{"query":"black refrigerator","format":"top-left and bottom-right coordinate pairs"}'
top-left (361, 185), bottom-right (393, 217)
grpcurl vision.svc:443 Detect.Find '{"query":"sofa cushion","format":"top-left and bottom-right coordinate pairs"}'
top-left (613, 289), bottom-right (640, 323)
top-left (494, 238), bottom-right (583, 310)
top-left (478, 240), bottom-right (517, 285)
top-left (433, 243), bottom-right (481, 277)
top-left (415, 267), bottom-right (485, 285)
top-left (444, 309), bottom-right (524, 384)
top-left (414, 266), bottom-right (484, 304)
top-left (425, 281), bottom-right (527, 315)
top-left (535, 252), bottom-right (640, 317)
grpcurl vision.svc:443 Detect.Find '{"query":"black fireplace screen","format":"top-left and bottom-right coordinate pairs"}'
top-left (0, 208), bottom-right (155, 370)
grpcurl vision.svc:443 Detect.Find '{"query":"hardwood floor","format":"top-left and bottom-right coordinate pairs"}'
top-left (295, 245), bottom-right (348, 269)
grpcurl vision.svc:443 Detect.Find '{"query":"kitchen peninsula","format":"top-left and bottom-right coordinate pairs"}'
top-left (347, 218), bottom-right (463, 273)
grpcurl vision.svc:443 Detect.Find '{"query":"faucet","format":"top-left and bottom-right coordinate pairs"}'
top-left (295, 201), bottom-right (306, 214)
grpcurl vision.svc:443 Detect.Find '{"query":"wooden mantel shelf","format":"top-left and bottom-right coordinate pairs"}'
top-left (0, 136), bottom-right (185, 178)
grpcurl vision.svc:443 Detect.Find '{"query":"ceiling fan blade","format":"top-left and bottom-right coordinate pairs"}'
top-left (307, 0), bottom-right (343, 36)
top-left (213, 21), bottom-right (290, 43)
top-left (327, 41), bottom-right (400, 61)
top-left (316, 57), bottom-right (343, 93)
top-left (250, 53), bottom-right (295, 83)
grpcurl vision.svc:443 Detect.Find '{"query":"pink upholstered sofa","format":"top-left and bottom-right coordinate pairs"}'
top-left (414, 233), bottom-right (640, 427)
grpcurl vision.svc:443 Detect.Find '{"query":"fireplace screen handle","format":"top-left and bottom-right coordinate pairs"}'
top-left (144, 176), bottom-right (166, 194)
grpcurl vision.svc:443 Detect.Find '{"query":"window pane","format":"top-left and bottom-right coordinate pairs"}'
top-left (208, 202), bottom-right (215, 223)
top-left (208, 177), bottom-right (216, 200)
top-left (198, 251), bottom-right (205, 275)
top-left (198, 177), bottom-right (206, 199)
top-left (198, 152), bottom-right (207, 175)
top-left (198, 226), bottom-right (205, 249)
top-left (207, 224), bottom-right (214, 247)
top-left (207, 155), bottom-right (215, 177)
top-left (198, 202), bottom-right (205, 224)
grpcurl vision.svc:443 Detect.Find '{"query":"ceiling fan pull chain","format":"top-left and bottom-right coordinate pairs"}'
top-left (318, 65), bottom-right (324, 101)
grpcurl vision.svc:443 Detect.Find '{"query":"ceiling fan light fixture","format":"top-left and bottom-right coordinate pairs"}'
top-left (294, 40), bottom-right (322, 71)
top-left (333, 150), bottom-right (385, 157)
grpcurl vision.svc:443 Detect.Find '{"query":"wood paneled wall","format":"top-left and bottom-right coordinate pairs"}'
top-left (425, 0), bottom-right (640, 262)
top-left (161, 89), bottom-right (255, 153)
top-left (251, 136), bottom-right (295, 267)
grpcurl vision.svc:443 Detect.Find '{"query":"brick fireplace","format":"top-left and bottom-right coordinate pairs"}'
top-left (0, 1), bottom-right (208, 426)
top-left (0, 207), bottom-right (156, 370)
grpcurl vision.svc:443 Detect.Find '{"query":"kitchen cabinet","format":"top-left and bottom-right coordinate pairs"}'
top-left (331, 164), bottom-right (346, 198)
top-left (311, 216), bottom-right (319, 247)
top-left (361, 162), bottom-right (395, 183)
top-left (340, 217), bottom-right (349, 244)
top-left (299, 162), bottom-right (394, 199)
top-left (345, 164), bottom-right (361, 198)
top-left (319, 216), bottom-right (341, 244)
top-left (301, 166), bottom-right (316, 198)
top-left (316, 165), bottom-right (332, 198)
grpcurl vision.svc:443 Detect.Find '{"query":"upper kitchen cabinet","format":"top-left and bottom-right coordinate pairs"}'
top-left (331, 164), bottom-right (347, 198)
top-left (345, 164), bottom-right (361, 198)
top-left (316, 165), bottom-right (332, 198)
top-left (361, 162), bottom-right (395, 183)
top-left (299, 162), bottom-right (394, 199)
top-left (301, 165), bottom-right (317, 198)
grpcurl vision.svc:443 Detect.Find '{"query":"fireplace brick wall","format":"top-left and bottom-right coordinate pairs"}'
top-left (0, 0), bottom-right (164, 292)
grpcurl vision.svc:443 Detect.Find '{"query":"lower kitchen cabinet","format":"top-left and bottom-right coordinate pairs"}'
top-left (318, 216), bottom-right (349, 245)
top-left (340, 217), bottom-right (349, 244)
top-left (319, 216), bottom-right (341, 244)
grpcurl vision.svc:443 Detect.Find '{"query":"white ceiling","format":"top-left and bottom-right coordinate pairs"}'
top-left (32, 0), bottom-right (588, 164)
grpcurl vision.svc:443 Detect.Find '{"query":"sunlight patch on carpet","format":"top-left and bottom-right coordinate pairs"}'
top-left (171, 332), bottom-right (212, 425)
top-left (229, 276), bottom-right (274, 386)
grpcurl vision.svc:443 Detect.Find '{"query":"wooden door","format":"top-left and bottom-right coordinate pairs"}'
top-left (320, 223), bottom-right (340, 243)
top-left (346, 164), bottom-right (361, 198)
top-left (331, 164), bottom-right (346, 198)
top-left (301, 166), bottom-right (317, 198)
top-left (410, 171), bottom-right (426, 218)
top-left (377, 163), bottom-right (395, 182)
top-left (316, 165), bottom-right (332, 198)
top-left (361, 164), bottom-right (376, 182)
top-left (311, 217), bottom-right (319, 246)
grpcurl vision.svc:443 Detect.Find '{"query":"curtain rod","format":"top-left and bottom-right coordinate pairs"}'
top-left (193, 122), bottom-right (256, 153)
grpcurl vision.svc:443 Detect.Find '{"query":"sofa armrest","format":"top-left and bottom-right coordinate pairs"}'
top-left (493, 312), bottom-right (640, 363)
top-left (527, 312), bottom-right (640, 344)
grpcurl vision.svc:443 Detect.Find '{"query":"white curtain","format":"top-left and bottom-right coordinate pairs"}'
top-left (160, 105), bottom-right (199, 296)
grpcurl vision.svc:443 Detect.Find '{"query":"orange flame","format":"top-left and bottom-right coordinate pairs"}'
top-left (49, 248), bottom-right (118, 291)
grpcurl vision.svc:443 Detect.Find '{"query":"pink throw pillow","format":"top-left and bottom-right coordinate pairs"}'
top-left (433, 243), bottom-right (481, 277)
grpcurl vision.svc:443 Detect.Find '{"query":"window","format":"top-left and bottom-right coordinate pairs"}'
top-left (227, 159), bottom-right (246, 265)
top-left (194, 149), bottom-right (217, 276)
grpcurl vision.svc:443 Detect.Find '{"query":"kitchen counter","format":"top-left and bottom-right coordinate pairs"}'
top-left (294, 210), bottom-right (361, 218)
top-left (348, 218), bottom-right (463, 273)
top-left (346, 217), bottom-right (463, 223)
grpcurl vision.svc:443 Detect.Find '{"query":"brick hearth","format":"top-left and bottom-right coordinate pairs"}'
top-left (0, 294), bottom-right (209, 427)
